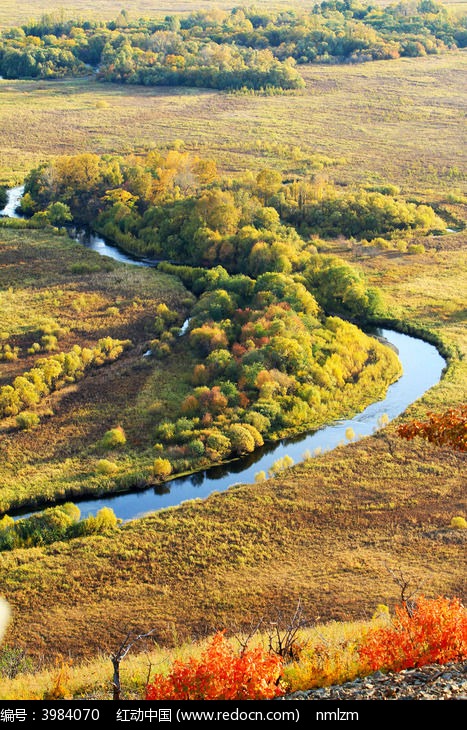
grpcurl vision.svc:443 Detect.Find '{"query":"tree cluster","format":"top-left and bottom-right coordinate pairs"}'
top-left (0, 2), bottom-right (465, 85)
top-left (22, 152), bottom-right (443, 284)
top-left (0, 503), bottom-right (119, 551)
top-left (0, 337), bottom-right (132, 420)
top-left (150, 265), bottom-right (401, 473)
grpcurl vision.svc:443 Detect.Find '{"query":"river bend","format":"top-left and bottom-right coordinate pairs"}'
top-left (1, 186), bottom-right (446, 522)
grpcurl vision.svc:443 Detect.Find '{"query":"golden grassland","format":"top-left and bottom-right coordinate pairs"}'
top-left (0, 1), bottom-right (366, 30)
top-left (0, 617), bottom-right (376, 699)
top-left (0, 235), bottom-right (464, 684)
top-left (0, 40), bottom-right (465, 698)
top-left (0, 1), bottom-right (315, 29)
top-left (1, 51), bottom-right (466, 191)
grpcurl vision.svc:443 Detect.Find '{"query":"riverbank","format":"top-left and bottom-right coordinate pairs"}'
top-left (0, 193), bottom-right (465, 666)
top-left (0, 195), bottom-right (445, 523)
top-left (9, 326), bottom-right (444, 524)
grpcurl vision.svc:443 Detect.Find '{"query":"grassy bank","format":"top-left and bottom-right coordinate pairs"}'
top-left (0, 227), bottom-right (194, 511)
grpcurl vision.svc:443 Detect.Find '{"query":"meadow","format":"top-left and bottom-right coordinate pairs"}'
top-left (0, 1), bottom-right (349, 30)
top-left (0, 0), bottom-right (465, 700)
top-left (0, 53), bottom-right (465, 194)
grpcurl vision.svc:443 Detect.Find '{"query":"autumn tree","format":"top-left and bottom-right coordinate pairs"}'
top-left (255, 168), bottom-right (282, 205)
top-left (397, 405), bottom-right (467, 451)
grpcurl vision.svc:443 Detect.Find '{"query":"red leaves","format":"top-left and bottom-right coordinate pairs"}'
top-left (397, 405), bottom-right (467, 452)
top-left (145, 631), bottom-right (285, 701)
top-left (359, 595), bottom-right (467, 673)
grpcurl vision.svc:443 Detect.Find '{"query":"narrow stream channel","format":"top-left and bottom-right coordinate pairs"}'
top-left (1, 186), bottom-right (446, 523)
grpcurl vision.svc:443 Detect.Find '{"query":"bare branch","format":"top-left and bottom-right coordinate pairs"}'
top-left (231, 617), bottom-right (264, 655)
top-left (110, 627), bottom-right (158, 701)
top-left (266, 598), bottom-right (308, 662)
top-left (384, 563), bottom-right (425, 617)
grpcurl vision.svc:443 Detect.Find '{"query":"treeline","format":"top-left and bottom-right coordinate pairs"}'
top-left (0, 1), bottom-right (465, 87)
top-left (0, 503), bottom-right (119, 551)
top-left (0, 337), bottom-right (132, 421)
top-left (22, 150), bottom-right (444, 287)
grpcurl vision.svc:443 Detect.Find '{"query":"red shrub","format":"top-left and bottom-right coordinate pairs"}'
top-left (359, 595), bottom-right (467, 673)
top-left (397, 405), bottom-right (467, 451)
top-left (145, 631), bottom-right (284, 700)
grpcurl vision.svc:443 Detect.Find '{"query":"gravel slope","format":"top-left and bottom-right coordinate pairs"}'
top-left (280, 661), bottom-right (467, 700)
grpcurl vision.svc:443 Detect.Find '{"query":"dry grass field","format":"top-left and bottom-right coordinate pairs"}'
top-left (0, 0), bottom-right (465, 698)
top-left (1, 52), bottom-right (466, 192)
top-left (0, 1), bottom-right (339, 30)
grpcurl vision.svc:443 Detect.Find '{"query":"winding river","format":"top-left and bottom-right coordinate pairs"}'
top-left (1, 186), bottom-right (446, 523)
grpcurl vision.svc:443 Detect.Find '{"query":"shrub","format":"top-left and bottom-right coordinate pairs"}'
top-left (268, 455), bottom-right (294, 476)
top-left (100, 426), bottom-right (127, 450)
top-left (94, 507), bottom-right (119, 531)
top-left (359, 595), bottom-right (467, 673)
top-left (398, 405), bottom-right (467, 452)
top-left (205, 431), bottom-right (231, 459)
top-left (241, 423), bottom-right (264, 447)
top-left (152, 458), bottom-right (172, 479)
top-left (145, 631), bottom-right (284, 700)
top-left (0, 646), bottom-right (34, 679)
top-left (16, 412), bottom-right (40, 430)
top-left (188, 439), bottom-right (205, 457)
top-left (59, 503), bottom-right (81, 523)
top-left (0, 344), bottom-right (20, 361)
top-left (450, 516), bottom-right (467, 529)
top-left (152, 341), bottom-right (171, 358)
top-left (75, 507), bottom-right (119, 536)
top-left (407, 243), bottom-right (425, 255)
top-left (41, 335), bottom-right (58, 352)
top-left (227, 424), bottom-right (256, 456)
top-left (244, 410), bottom-right (271, 435)
top-left (96, 459), bottom-right (119, 476)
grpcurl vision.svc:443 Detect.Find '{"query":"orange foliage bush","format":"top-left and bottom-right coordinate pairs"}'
top-left (397, 405), bottom-right (467, 451)
top-left (359, 596), bottom-right (467, 673)
top-left (145, 631), bottom-right (285, 700)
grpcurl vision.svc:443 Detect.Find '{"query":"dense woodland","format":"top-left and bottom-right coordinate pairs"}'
top-left (21, 149), bottom-right (444, 275)
top-left (0, 1), bottom-right (466, 89)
